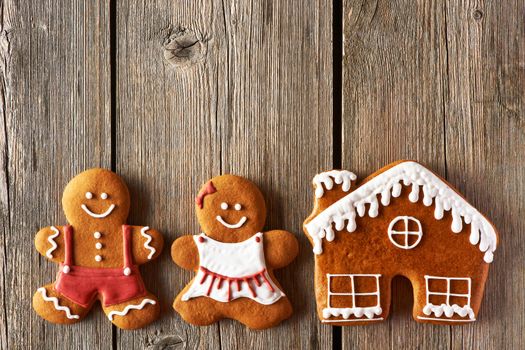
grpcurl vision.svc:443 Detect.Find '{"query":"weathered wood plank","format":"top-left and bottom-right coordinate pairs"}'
top-left (342, 0), bottom-right (450, 348)
top-left (0, 0), bottom-right (111, 349)
top-left (444, 1), bottom-right (525, 349)
top-left (115, 0), bottom-right (332, 348)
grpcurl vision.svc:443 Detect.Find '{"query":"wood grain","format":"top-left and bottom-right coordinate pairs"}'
top-left (0, 0), bottom-right (111, 349)
top-left (114, 0), bottom-right (332, 348)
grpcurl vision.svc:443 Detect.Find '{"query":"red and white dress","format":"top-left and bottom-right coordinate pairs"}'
top-left (181, 232), bottom-right (284, 305)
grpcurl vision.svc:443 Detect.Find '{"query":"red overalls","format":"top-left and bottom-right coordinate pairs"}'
top-left (54, 225), bottom-right (147, 308)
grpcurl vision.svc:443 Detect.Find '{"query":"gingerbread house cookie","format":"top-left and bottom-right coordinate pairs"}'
top-left (303, 160), bottom-right (498, 325)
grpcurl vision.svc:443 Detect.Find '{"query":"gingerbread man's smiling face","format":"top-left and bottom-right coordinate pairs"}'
top-left (195, 175), bottom-right (267, 243)
top-left (62, 168), bottom-right (130, 226)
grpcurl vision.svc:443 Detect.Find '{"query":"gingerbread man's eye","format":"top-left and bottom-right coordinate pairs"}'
top-left (85, 192), bottom-right (93, 199)
top-left (101, 192), bottom-right (108, 199)
top-left (234, 203), bottom-right (242, 210)
top-left (220, 202), bottom-right (228, 210)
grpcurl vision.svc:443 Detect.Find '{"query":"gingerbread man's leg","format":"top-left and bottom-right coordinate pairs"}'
top-left (173, 292), bottom-right (224, 326)
top-left (32, 284), bottom-right (89, 324)
top-left (225, 297), bottom-right (293, 330)
top-left (102, 293), bottom-right (160, 330)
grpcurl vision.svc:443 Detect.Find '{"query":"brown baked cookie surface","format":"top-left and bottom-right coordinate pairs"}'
top-left (172, 175), bottom-right (299, 329)
top-left (33, 169), bottom-right (163, 329)
top-left (303, 161), bottom-right (498, 325)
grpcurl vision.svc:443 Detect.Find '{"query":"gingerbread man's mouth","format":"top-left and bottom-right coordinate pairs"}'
top-left (216, 215), bottom-right (247, 229)
top-left (81, 204), bottom-right (116, 218)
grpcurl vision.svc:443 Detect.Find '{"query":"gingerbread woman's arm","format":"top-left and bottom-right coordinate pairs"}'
top-left (35, 226), bottom-right (66, 263)
top-left (171, 235), bottom-right (199, 271)
top-left (129, 226), bottom-right (164, 265)
top-left (263, 230), bottom-right (299, 269)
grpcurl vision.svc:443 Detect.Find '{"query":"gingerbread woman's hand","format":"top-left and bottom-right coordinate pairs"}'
top-left (35, 226), bottom-right (66, 263)
top-left (263, 230), bottom-right (299, 269)
top-left (171, 235), bottom-right (199, 271)
top-left (129, 226), bottom-right (163, 264)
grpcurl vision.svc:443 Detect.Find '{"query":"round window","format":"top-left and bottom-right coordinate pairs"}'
top-left (387, 216), bottom-right (423, 249)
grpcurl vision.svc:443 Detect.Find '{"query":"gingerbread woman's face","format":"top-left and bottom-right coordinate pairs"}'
top-left (62, 168), bottom-right (130, 226)
top-left (195, 175), bottom-right (267, 243)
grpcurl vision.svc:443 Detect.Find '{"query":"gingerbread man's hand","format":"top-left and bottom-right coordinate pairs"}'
top-left (35, 226), bottom-right (66, 263)
top-left (263, 230), bottom-right (299, 269)
top-left (129, 226), bottom-right (163, 264)
top-left (171, 235), bottom-right (199, 271)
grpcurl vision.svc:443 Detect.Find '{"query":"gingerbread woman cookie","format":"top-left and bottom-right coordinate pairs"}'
top-left (33, 169), bottom-right (163, 330)
top-left (172, 175), bottom-right (299, 329)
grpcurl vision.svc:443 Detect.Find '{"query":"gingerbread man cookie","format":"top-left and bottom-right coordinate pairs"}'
top-left (172, 175), bottom-right (299, 329)
top-left (33, 169), bottom-right (163, 330)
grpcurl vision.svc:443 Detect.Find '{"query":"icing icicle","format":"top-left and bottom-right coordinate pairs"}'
top-left (37, 287), bottom-right (80, 319)
top-left (46, 226), bottom-right (60, 258)
top-left (313, 170), bottom-right (357, 198)
top-left (323, 306), bottom-right (382, 320)
top-left (140, 226), bottom-right (156, 259)
top-left (305, 161), bottom-right (497, 263)
top-left (422, 303), bottom-right (475, 320)
top-left (107, 299), bottom-right (156, 321)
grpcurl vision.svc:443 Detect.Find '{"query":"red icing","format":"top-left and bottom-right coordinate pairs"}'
top-left (255, 236), bottom-right (261, 243)
top-left (54, 225), bottom-right (147, 307)
top-left (195, 181), bottom-right (217, 209)
top-left (198, 266), bottom-right (273, 301)
top-left (198, 236), bottom-right (206, 243)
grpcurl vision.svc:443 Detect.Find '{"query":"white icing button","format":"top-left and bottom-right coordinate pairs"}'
top-left (85, 192), bottom-right (93, 199)
top-left (101, 192), bottom-right (108, 199)
top-left (63, 265), bottom-right (70, 274)
top-left (95, 242), bottom-right (103, 249)
top-left (95, 255), bottom-right (103, 262)
top-left (94, 231), bottom-right (102, 239)
top-left (123, 267), bottom-right (131, 276)
top-left (221, 202), bottom-right (228, 210)
top-left (234, 203), bottom-right (242, 210)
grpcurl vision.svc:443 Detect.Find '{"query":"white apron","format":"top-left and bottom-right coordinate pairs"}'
top-left (181, 232), bottom-right (284, 305)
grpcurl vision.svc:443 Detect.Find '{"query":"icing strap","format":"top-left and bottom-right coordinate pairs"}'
top-left (46, 226), bottom-right (60, 258)
top-left (107, 298), bottom-right (156, 321)
top-left (63, 225), bottom-right (73, 266)
top-left (122, 225), bottom-right (133, 269)
top-left (140, 226), bottom-right (156, 259)
top-left (37, 287), bottom-right (80, 319)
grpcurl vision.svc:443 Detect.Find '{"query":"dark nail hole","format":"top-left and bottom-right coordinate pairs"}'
top-left (472, 9), bottom-right (483, 21)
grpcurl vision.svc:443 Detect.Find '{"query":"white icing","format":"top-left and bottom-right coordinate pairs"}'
top-left (95, 255), bottom-right (102, 262)
top-left (417, 316), bottom-right (475, 322)
top-left (46, 226), bottom-right (60, 258)
top-left (234, 203), bottom-right (242, 210)
top-left (216, 215), bottom-right (247, 229)
top-left (423, 275), bottom-right (475, 320)
top-left (123, 267), bottom-right (131, 276)
top-left (37, 287), bottom-right (80, 319)
top-left (313, 170), bottom-right (357, 198)
top-left (182, 233), bottom-right (284, 305)
top-left (387, 216), bottom-right (423, 249)
top-left (324, 274), bottom-right (382, 320)
top-left (305, 161), bottom-right (497, 263)
top-left (85, 192), bottom-right (93, 199)
top-left (81, 204), bottom-right (116, 218)
top-left (101, 192), bottom-right (108, 199)
top-left (107, 298), bottom-right (156, 321)
top-left (63, 265), bottom-right (70, 274)
top-left (94, 231), bottom-right (102, 239)
top-left (221, 202), bottom-right (228, 210)
top-left (95, 242), bottom-right (102, 249)
top-left (140, 226), bottom-right (156, 260)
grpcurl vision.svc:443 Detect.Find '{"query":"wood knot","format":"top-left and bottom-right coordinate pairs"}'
top-left (472, 9), bottom-right (483, 21)
top-left (146, 334), bottom-right (184, 349)
top-left (163, 28), bottom-right (206, 69)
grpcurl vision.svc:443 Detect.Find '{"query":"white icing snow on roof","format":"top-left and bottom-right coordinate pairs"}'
top-left (304, 161), bottom-right (497, 263)
top-left (312, 170), bottom-right (357, 198)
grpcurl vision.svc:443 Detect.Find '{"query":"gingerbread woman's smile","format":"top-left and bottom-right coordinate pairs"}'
top-left (216, 215), bottom-right (247, 229)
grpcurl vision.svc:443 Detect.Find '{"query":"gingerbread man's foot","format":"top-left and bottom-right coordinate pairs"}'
top-left (103, 293), bottom-right (159, 330)
top-left (33, 284), bottom-right (88, 324)
top-left (173, 292), bottom-right (223, 326)
top-left (228, 297), bottom-right (293, 329)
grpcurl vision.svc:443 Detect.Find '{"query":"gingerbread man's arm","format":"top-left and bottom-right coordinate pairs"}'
top-left (129, 226), bottom-right (164, 265)
top-left (263, 230), bottom-right (299, 269)
top-left (35, 226), bottom-right (66, 263)
top-left (171, 235), bottom-right (199, 271)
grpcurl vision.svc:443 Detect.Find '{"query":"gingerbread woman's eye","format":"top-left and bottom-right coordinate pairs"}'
top-left (234, 203), bottom-right (242, 211)
top-left (220, 202), bottom-right (228, 210)
top-left (101, 192), bottom-right (108, 199)
top-left (85, 192), bottom-right (93, 199)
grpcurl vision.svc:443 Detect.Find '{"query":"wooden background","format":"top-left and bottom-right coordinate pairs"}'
top-left (1, 0), bottom-right (523, 349)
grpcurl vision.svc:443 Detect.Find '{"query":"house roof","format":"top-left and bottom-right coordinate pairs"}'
top-left (304, 161), bottom-right (498, 263)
